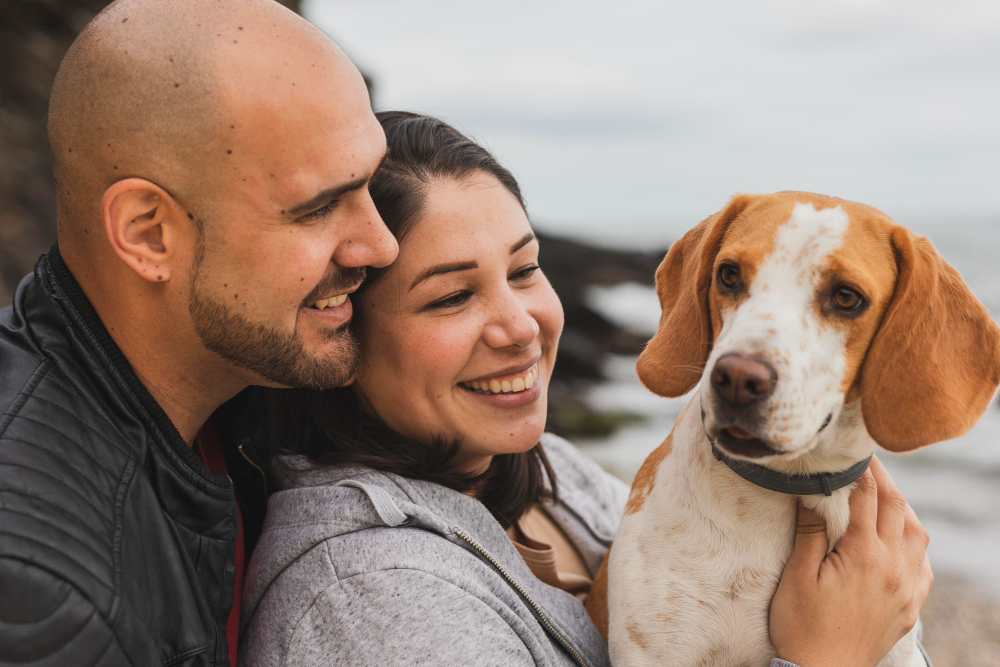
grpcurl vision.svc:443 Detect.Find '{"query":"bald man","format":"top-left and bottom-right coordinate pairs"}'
top-left (0, 0), bottom-right (397, 664)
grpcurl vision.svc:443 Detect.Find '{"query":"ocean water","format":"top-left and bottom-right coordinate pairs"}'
top-left (568, 218), bottom-right (1000, 595)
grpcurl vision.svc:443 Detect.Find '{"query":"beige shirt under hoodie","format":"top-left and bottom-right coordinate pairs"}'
top-left (507, 504), bottom-right (593, 601)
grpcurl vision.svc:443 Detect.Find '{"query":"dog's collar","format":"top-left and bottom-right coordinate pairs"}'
top-left (710, 444), bottom-right (872, 496)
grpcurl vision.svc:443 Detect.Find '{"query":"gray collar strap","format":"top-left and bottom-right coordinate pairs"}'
top-left (711, 445), bottom-right (872, 496)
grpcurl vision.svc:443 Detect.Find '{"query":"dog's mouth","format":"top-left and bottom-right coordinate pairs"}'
top-left (715, 425), bottom-right (780, 460)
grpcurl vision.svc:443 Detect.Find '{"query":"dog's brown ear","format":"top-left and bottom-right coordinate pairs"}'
top-left (637, 194), bottom-right (755, 397)
top-left (861, 225), bottom-right (1000, 451)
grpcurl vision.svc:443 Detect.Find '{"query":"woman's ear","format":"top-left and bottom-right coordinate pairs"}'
top-left (861, 225), bottom-right (1000, 451)
top-left (636, 194), bottom-right (756, 397)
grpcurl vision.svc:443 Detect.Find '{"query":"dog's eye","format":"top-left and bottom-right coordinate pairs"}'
top-left (832, 287), bottom-right (863, 311)
top-left (717, 264), bottom-right (740, 289)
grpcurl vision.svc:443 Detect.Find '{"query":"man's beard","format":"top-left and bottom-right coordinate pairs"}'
top-left (188, 243), bottom-right (364, 390)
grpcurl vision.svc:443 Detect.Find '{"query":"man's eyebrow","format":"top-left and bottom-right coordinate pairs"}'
top-left (409, 261), bottom-right (478, 291)
top-left (286, 151), bottom-right (389, 217)
top-left (510, 232), bottom-right (536, 255)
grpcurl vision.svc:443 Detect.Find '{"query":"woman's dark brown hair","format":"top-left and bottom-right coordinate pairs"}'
top-left (265, 111), bottom-right (556, 528)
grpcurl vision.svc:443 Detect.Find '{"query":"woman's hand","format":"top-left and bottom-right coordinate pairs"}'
top-left (769, 456), bottom-right (933, 667)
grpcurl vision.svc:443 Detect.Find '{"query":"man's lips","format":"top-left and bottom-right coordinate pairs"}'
top-left (309, 294), bottom-right (348, 310)
top-left (305, 282), bottom-right (362, 310)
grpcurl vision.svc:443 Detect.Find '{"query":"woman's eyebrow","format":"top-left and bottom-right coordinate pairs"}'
top-left (409, 261), bottom-right (478, 291)
top-left (510, 232), bottom-right (535, 255)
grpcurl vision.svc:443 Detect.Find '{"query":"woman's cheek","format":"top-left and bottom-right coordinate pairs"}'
top-left (534, 284), bottom-right (564, 345)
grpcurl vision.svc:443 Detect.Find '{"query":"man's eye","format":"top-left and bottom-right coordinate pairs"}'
top-left (511, 265), bottom-right (540, 281)
top-left (427, 291), bottom-right (471, 309)
top-left (300, 199), bottom-right (340, 221)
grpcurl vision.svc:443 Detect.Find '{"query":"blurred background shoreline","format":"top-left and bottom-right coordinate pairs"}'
top-left (3, 1), bottom-right (999, 664)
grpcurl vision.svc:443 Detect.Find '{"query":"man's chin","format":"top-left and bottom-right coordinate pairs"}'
top-left (190, 287), bottom-right (358, 390)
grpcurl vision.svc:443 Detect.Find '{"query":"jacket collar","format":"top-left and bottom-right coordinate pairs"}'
top-left (43, 244), bottom-right (212, 479)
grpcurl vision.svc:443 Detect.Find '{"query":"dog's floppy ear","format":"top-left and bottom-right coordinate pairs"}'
top-left (637, 194), bottom-right (755, 397)
top-left (861, 225), bottom-right (1000, 451)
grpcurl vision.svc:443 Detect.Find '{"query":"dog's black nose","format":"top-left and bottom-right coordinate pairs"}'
top-left (710, 353), bottom-right (776, 406)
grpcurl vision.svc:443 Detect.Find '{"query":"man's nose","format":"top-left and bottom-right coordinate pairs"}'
top-left (334, 197), bottom-right (399, 269)
top-left (710, 353), bottom-right (777, 406)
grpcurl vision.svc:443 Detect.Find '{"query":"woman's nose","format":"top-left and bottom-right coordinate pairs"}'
top-left (482, 291), bottom-right (540, 350)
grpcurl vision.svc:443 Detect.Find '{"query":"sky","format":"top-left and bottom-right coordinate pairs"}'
top-left (306, 0), bottom-right (1000, 245)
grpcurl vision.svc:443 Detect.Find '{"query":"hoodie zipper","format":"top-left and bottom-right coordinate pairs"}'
top-left (454, 528), bottom-right (591, 667)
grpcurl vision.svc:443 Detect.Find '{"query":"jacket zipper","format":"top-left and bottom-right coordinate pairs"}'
top-left (455, 529), bottom-right (591, 667)
top-left (237, 442), bottom-right (267, 494)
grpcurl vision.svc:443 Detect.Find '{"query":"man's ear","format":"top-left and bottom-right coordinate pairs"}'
top-left (102, 178), bottom-right (193, 283)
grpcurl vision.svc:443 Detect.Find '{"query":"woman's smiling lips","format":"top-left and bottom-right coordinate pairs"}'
top-left (458, 361), bottom-right (542, 408)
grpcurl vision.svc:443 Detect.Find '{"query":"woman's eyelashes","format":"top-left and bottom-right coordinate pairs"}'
top-left (510, 264), bottom-right (540, 282)
top-left (421, 265), bottom-right (542, 311)
top-left (424, 290), bottom-right (472, 310)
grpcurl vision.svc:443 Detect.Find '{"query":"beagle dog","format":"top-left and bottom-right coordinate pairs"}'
top-left (585, 192), bottom-right (1000, 666)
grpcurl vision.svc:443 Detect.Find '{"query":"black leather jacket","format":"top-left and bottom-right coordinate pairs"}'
top-left (0, 247), bottom-right (267, 666)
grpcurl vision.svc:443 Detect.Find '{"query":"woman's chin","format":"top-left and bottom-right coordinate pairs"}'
top-left (459, 419), bottom-right (547, 465)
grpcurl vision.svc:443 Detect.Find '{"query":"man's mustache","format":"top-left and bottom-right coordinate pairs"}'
top-left (300, 267), bottom-right (367, 307)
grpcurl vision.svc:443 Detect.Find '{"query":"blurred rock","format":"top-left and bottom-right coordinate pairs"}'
top-left (536, 231), bottom-right (666, 438)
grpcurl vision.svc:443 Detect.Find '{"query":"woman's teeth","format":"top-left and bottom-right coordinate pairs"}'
top-left (462, 365), bottom-right (539, 395)
top-left (310, 294), bottom-right (347, 310)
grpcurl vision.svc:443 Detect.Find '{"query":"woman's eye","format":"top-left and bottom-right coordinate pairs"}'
top-left (832, 287), bottom-right (864, 312)
top-left (427, 291), bottom-right (471, 309)
top-left (511, 264), bottom-right (540, 281)
top-left (717, 264), bottom-right (740, 289)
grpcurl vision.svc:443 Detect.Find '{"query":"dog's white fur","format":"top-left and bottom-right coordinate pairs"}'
top-left (607, 203), bottom-right (925, 666)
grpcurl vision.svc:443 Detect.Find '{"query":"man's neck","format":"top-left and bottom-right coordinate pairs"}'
top-left (125, 344), bottom-right (246, 445)
top-left (66, 252), bottom-right (248, 445)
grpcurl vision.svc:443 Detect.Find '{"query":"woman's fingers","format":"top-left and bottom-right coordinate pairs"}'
top-left (784, 501), bottom-right (829, 575)
top-left (869, 456), bottom-right (906, 550)
top-left (843, 467), bottom-right (878, 543)
top-left (913, 553), bottom-right (934, 614)
top-left (771, 464), bottom-right (932, 667)
top-left (902, 501), bottom-right (930, 568)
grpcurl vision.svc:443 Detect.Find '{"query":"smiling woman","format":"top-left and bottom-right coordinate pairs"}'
top-left (261, 111), bottom-right (571, 523)
top-left (241, 112), bottom-right (630, 667)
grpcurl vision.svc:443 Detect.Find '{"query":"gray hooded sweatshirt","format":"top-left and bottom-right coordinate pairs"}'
top-left (239, 434), bottom-right (831, 667)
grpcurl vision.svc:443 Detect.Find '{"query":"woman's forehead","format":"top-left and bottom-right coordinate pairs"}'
top-left (399, 175), bottom-right (532, 266)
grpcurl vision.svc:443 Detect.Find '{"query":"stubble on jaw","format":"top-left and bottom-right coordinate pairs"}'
top-left (187, 236), bottom-right (361, 390)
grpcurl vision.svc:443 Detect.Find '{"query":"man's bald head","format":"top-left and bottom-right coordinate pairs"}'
top-left (44, 0), bottom-right (397, 409)
top-left (48, 0), bottom-right (365, 245)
